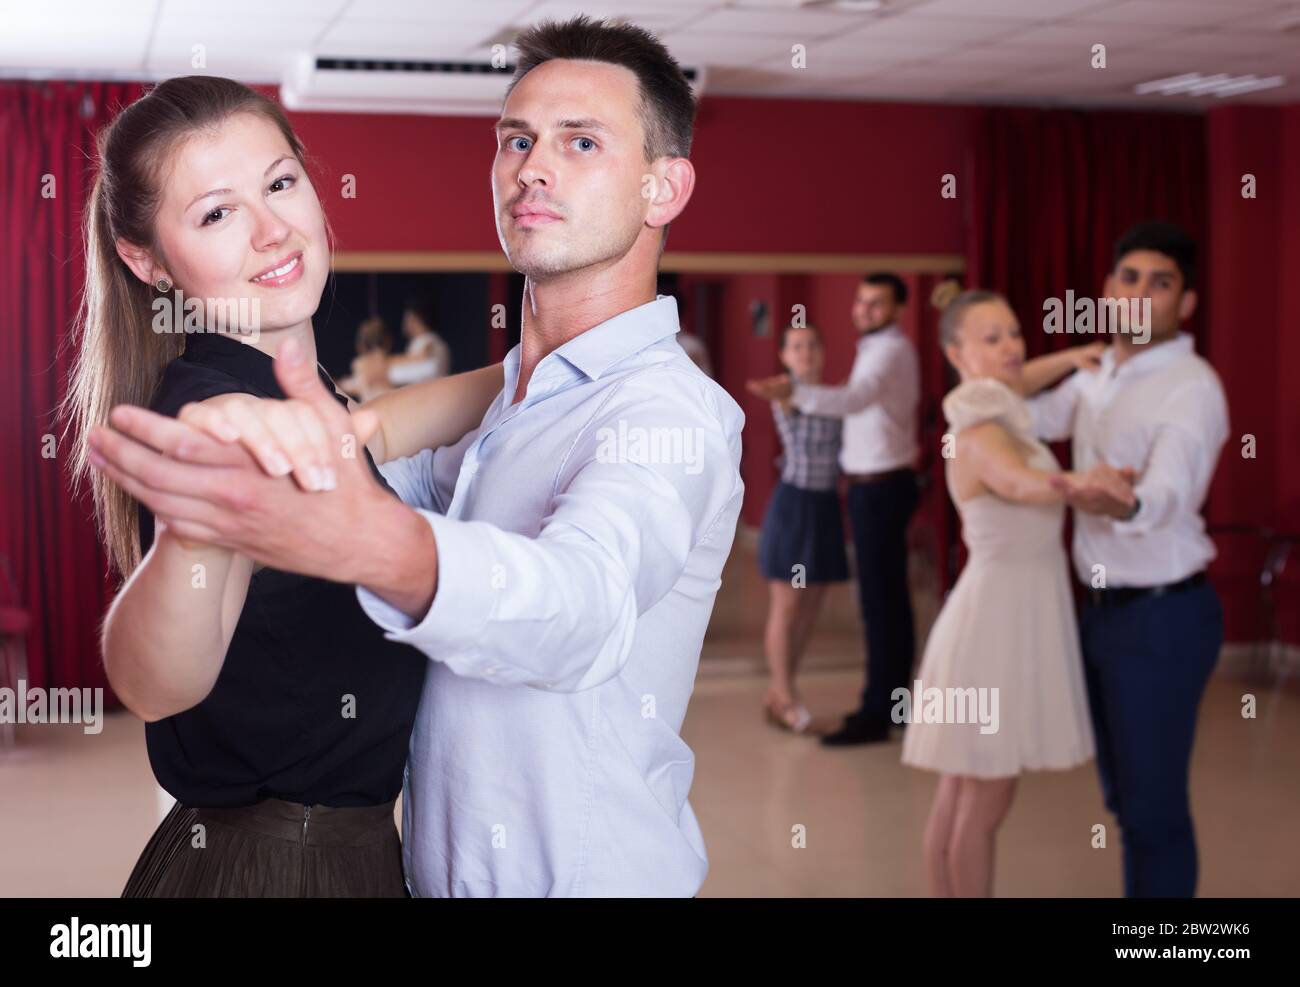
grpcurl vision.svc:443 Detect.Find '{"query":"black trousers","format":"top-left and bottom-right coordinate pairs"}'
top-left (845, 469), bottom-right (920, 728)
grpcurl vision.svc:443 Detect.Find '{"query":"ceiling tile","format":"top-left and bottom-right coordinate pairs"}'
top-left (805, 33), bottom-right (960, 63)
top-left (660, 33), bottom-right (797, 66)
top-left (1145, 28), bottom-right (1298, 55)
top-left (908, 0), bottom-right (1119, 19)
top-left (337, 0), bottom-right (535, 21)
top-left (1073, 0), bottom-right (1254, 28)
top-left (846, 14), bottom-right (1024, 44)
top-left (523, 1), bottom-right (706, 34)
top-left (999, 19), bottom-right (1189, 51)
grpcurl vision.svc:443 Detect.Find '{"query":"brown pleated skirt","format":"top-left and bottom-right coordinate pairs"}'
top-left (122, 798), bottom-right (407, 898)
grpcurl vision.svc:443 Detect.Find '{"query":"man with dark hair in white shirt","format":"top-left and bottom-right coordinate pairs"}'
top-left (749, 273), bottom-right (922, 745)
top-left (1031, 220), bottom-right (1229, 898)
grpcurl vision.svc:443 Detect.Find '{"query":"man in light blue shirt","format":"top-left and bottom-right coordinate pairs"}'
top-left (353, 18), bottom-right (745, 897)
top-left (364, 293), bottom-right (743, 895)
top-left (93, 17), bottom-right (745, 896)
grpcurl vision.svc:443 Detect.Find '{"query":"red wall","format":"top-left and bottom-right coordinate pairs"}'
top-left (285, 95), bottom-right (975, 254)
top-left (1204, 104), bottom-right (1300, 643)
top-left (287, 88), bottom-right (1297, 644)
top-left (676, 271), bottom-right (948, 532)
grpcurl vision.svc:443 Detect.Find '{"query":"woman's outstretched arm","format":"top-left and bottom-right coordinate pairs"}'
top-left (957, 422), bottom-right (1071, 506)
top-left (358, 363), bottom-right (503, 463)
top-left (1018, 342), bottom-right (1104, 397)
top-left (102, 530), bottom-right (253, 722)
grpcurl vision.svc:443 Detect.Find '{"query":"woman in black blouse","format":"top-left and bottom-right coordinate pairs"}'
top-left (63, 77), bottom-right (499, 896)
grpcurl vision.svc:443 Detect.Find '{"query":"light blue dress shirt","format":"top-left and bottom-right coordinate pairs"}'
top-left (357, 296), bottom-right (745, 897)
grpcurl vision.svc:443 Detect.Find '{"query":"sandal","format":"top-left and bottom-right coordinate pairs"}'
top-left (763, 698), bottom-right (814, 734)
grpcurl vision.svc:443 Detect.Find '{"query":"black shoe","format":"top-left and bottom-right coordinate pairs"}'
top-left (820, 717), bottom-right (891, 747)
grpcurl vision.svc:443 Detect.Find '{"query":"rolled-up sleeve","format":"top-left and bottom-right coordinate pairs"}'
top-left (358, 368), bottom-right (742, 693)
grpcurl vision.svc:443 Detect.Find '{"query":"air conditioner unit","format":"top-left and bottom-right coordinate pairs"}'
top-left (280, 53), bottom-right (705, 117)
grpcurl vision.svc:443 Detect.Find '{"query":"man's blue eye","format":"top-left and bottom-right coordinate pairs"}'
top-left (575, 137), bottom-right (595, 151)
top-left (510, 137), bottom-right (531, 151)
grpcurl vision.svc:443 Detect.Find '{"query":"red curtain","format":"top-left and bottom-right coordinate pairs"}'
top-left (967, 107), bottom-right (1207, 358)
top-left (1, 81), bottom-right (143, 700)
top-left (955, 107), bottom-right (1207, 594)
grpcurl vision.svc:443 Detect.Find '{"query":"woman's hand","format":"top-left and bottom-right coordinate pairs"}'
top-left (747, 374), bottom-right (793, 401)
top-left (177, 393), bottom-right (379, 492)
top-left (1049, 461), bottom-right (1139, 516)
top-left (1069, 342), bottom-right (1107, 371)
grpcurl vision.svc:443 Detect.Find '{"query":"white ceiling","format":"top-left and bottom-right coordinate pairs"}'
top-left (1, 0), bottom-right (1297, 108)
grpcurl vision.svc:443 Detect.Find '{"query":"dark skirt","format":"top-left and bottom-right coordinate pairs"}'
top-left (121, 798), bottom-right (406, 898)
top-left (757, 481), bottom-right (850, 583)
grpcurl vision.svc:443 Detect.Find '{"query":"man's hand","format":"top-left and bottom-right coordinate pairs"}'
top-left (746, 374), bottom-right (793, 402)
top-left (1049, 462), bottom-right (1140, 518)
top-left (86, 338), bottom-right (436, 616)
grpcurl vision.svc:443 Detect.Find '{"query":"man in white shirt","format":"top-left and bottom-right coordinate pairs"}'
top-left (94, 17), bottom-right (744, 897)
top-left (1030, 221), bottom-right (1228, 897)
top-left (749, 274), bottom-right (921, 745)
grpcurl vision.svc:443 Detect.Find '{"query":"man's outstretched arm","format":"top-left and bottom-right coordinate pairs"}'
top-left (91, 339), bottom-right (442, 617)
top-left (359, 372), bottom-right (742, 692)
top-left (94, 350), bottom-right (741, 693)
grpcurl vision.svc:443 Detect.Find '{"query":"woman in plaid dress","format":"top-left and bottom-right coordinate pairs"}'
top-left (755, 324), bottom-right (849, 733)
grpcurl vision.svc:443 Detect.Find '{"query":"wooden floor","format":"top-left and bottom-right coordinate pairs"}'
top-left (2, 529), bottom-right (1297, 897)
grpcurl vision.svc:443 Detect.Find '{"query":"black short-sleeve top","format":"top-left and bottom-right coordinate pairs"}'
top-left (137, 331), bottom-right (428, 809)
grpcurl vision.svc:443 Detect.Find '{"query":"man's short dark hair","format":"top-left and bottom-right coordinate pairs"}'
top-left (1113, 220), bottom-right (1197, 289)
top-left (863, 272), bottom-right (908, 305)
top-left (508, 15), bottom-right (697, 161)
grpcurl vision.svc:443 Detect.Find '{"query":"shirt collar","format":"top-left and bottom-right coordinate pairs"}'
top-left (857, 322), bottom-right (901, 346)
top-left (553, 295), bottom-right (682, 380)
top-left (181, 331), bottom-right (341, 403)
top-left (1103, 331), bottom-right (1194, 379)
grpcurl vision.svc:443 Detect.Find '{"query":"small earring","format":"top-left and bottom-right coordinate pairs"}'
top-left (155, 277), bottom-right (172, 293)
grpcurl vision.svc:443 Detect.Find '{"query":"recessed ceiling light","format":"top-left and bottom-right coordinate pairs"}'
top-left (1134, 72), bottom-right (1285, 98)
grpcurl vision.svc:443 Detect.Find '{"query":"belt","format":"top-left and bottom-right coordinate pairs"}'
top-left (1084, 571), bottom-right (1206, 608)
top-left (844, 467), bottom-right (914, 485)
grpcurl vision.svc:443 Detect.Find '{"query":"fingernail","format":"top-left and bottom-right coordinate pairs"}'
top-left (218, 424), bottom-right (240, 442)
top-left (88, 450), bottom-right (105, 467)
top-left (280, 339), bottom-right (303, 366)
top-left (321, 467), bottom-right (337, 490)
top-left (270, 452), bottom-right (292, 476)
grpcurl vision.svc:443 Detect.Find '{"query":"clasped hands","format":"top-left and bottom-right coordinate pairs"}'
top-left (1051, 462), bottom-right (1140, 519)
top-left (86, 338), bottom-right (394, 580)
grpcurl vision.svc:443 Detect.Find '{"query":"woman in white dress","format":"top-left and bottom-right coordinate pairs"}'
top-left (901, 289), bottom-right (1116, 897)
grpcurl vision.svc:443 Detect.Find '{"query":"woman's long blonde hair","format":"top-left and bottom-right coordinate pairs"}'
top-left (61, 77), bottom-right (308, 576)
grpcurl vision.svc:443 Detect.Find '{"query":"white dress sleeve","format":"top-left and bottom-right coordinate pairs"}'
top-left (942, 378), bottom-right (1032, 437)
